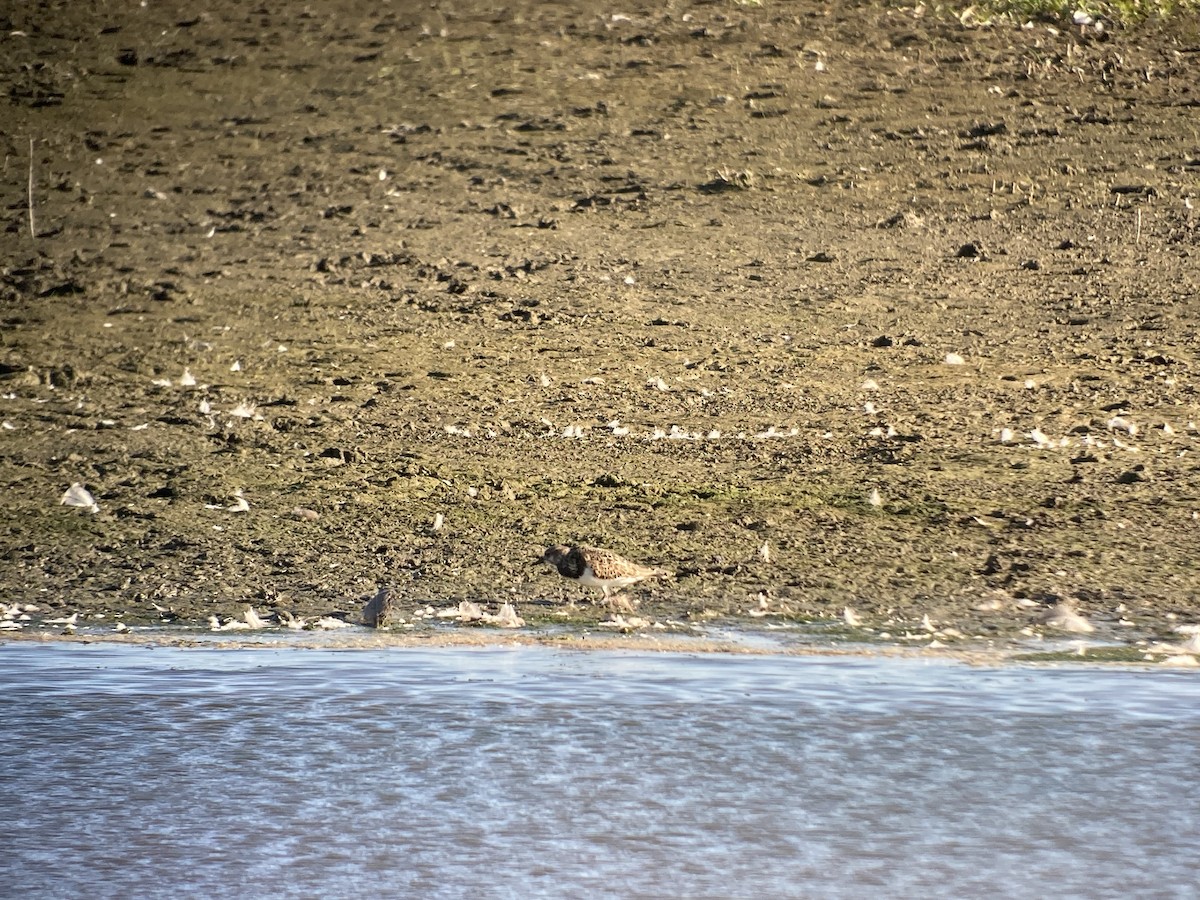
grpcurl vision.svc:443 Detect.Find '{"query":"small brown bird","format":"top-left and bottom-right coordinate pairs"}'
top-left (537, 545), bottom-right (671, 609)
top-left (362, 586), bottom-right (396, 628)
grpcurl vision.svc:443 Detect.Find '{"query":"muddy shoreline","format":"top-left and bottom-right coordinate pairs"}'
top-left (4, 619), bottom-right (1199, 668)
top-left (3, 1), bottom-right (1200, 657)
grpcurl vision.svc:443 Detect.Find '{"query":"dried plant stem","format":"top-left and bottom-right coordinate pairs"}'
top-left (27, 137), bottom-right (36, 239)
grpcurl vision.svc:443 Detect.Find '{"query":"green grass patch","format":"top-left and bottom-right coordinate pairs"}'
top-left (1011, 645), bottom-right (1153, 663)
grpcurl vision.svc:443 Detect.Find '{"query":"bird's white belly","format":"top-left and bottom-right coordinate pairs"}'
top-left (578, 567), bottom-right (637, 589)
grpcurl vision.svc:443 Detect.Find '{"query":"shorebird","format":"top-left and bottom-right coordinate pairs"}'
top-left (362, 586), bottom-right (396, 628)
top-left (536, 545), bottom-right (671, 609)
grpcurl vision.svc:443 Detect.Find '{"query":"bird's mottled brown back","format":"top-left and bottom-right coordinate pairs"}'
top-left (578, 546), bottom-right (660, 580)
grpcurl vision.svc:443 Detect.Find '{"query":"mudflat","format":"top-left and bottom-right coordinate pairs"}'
top-left (3, 1), bottom-right (1199, 649)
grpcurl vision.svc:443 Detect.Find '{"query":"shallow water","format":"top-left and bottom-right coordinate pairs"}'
top-left (3, 643), bottom-right (1198, 899)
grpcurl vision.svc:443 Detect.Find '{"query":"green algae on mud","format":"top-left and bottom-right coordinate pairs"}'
top-left (2, 0), bottom-right (1200, 650)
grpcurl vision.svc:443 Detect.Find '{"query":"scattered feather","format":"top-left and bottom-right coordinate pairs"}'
top-left (1039, 601), bottom-right (1095, 634)
top-left (492, 602), bottom-right (524, 628)
top-left (646, 377), bottom-right (671, 391)
top-left (229, 401), bottom-right (258, 419)
top-left (439, 600), bottom-right (483, 621)
top-left (227, 491), bottom-right (250, 513)
top-left (61, 483), bottom-right (99, 513)
top-left (944, 352), bottom-right (965, 365)
top-left (243, 607), bottom-right (266, 629)
top-left (432, 512), bottom-right (445, 531)
top-left (843, 606), bottom-right (862, 627)
top-left (292, 507), bottom-right (319, 521)
top-left (179, 368), bottom-right (197, 387)
top-left (755, 425), bottom-right (797, 439)
top-left (209, 615), bottom-right (250, 632)
top-left (311, 616), bottom-right (352, 630)
top-left (758, 540), bottom-right (772, 564)
top-left (1028, 428), bottom-right (1054, 449)
top-left (1161, 654), bottom-right (1198, 667)
top-left (230, 360), bottom-right (242, 372)
top-left (1107, 416), bottom-right (1138, 436)
top-left (868, 487), bottom-right (883, 507)
top-left (999, 428), bottom-right (1014, 443)
top-left (974, 597), bottom-right (1003, 612)
top-left (437, 600), bottom-right (523, 628)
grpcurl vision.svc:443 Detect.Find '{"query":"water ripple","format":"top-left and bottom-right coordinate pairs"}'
top-left (2, 643), bottom-right (1197, 899)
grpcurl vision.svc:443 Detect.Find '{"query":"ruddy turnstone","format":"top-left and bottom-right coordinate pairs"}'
top-left (536, 545), bottom-right (671, 608)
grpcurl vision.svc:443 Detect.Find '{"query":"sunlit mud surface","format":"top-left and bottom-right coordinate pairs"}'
top-left (4, 642), bottom-right (1198, 898)
top-left (3, 1), bottom-right (1200, 646)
